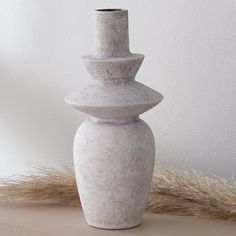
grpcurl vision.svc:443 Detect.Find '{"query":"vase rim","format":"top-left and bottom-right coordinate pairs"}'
top-left (94, 8), bottom-right (127, 13)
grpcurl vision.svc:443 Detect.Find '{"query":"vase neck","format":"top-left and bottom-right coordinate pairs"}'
top-left (94, 9), bottom-right (131, 58)
top-left (90, 116), bottom-right (139, 125)
top-left (92, 77), bottom-right (135, 85)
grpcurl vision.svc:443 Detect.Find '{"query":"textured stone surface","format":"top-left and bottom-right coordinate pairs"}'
top-left (94, 9), bottom-right (130, 57)
top-left (65, 9), bottom-right (163, 229)
top-left (74, 119), bottom-right (155, 229)
top-left (65, 81), bottom-right (163, 119)
top-left (81, 54), bottom-right (144, 81)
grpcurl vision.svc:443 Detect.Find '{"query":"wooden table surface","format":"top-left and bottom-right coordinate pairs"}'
top-left (0, 203), bottom-right (235, 236)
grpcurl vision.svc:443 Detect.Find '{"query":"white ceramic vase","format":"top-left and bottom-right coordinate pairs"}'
top-left (65, 9), bottom-right (163, 229)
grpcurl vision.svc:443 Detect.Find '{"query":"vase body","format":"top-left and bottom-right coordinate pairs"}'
top-left (65, 9), bottom-right (163, 229)
top-left (74, 119), bottom-right (155, 229)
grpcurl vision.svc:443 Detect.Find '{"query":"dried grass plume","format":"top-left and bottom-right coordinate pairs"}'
top-left (0, 163), bottom-right (236, 220)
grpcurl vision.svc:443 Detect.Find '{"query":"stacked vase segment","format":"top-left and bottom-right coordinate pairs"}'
top-left (65, 9), bottom-right (163, 229)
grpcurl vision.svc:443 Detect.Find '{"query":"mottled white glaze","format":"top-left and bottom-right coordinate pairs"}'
top-left (74, 119), bottom-right (155, 229)
top-left (81, 54), bottom-right (144, 82)
top-left (65, 81), bottom-right (163, 119)
top-left (94, 9), bottom-right (130, 57)
top-left (65, 9), bottom-right (163, 229)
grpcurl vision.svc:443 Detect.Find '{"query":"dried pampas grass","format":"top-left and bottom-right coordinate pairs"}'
top-left (0, 166), bottom-right (78, 206)
top-left (0, 163), bottom-right (236, 221)
top-left (148, 165), bottom-right (236, 220)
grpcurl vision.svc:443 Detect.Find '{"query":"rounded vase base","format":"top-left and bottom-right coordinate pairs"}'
top-left (87, 220), bottom-right (142, 230)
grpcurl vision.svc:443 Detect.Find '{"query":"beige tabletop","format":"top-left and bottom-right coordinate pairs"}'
top-left (0, 203), bottom-right (235, 236)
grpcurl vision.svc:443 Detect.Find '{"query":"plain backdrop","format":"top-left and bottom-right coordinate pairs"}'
top-left (0, 0), bottom-right (235, 178)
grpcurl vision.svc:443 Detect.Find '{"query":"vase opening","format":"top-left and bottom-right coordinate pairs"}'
top-left (95, 9), bottom-right (123, 12)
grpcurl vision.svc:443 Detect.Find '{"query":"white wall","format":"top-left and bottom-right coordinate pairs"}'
top-left (0, 0), bottom-right (235, 178)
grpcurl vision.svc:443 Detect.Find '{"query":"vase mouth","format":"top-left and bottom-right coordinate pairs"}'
top-left (95, 8), bottom-right (126, 12)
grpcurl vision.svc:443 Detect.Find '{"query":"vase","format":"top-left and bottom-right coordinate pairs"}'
top-left (65, 9), bottom-right (163, 229)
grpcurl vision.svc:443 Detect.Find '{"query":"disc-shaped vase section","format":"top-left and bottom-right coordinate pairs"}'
top-left (82, 54), bottom-right (144, 82)
top-left (65, 81), bottom-right (163, 119)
